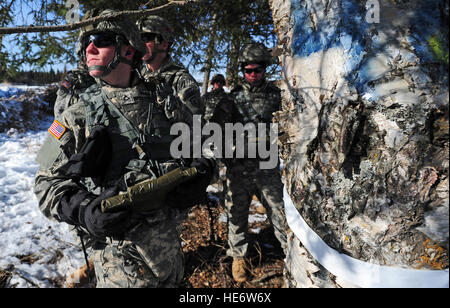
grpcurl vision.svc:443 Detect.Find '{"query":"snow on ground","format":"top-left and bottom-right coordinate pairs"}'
top-left (0, 85), bottom-right (84, 288)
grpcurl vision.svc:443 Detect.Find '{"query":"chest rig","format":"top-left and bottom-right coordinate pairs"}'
top-left (80, 83), bottom-right (177, 185)
top-left (232, 81), bottom-right (281, 124)
top-left (204, 89), bottom-right (231, 122)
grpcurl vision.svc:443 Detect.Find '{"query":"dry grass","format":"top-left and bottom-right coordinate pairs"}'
top-left (181, 203), bottom-right (285, 288)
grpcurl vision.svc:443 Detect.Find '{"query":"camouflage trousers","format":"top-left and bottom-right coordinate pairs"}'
top-left (224, 160), bottom-right (287, 258)
top-left (91, 211), bottom-right (184, 288)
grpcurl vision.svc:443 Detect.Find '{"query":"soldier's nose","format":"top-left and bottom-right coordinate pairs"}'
top-left (86, 42), bottom-right (99, 54)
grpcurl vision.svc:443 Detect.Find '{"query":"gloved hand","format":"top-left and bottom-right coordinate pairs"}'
top-left (166, 158), bottom-right (215, 208)
top-left (60, 68), bottom-right (95, 92)
top-left (156, 82), bottom-right (180, 118)
top-left (156, 82), bottom-right (173, 102)
top-left (61, 125), bottom-right (112, 184)
top-left (59, 185), bottom-right (134, 238)
top-left (190, 157), bottom-right (215, 174)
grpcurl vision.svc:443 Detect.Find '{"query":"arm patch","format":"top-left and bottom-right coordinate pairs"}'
top-left (48, 120), bottom-right (66, 140)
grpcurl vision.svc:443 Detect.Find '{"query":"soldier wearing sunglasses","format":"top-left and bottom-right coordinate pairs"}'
top-left (136, 15), bottom-right (213, 237)
top-left (136, 15), bottom-right (204, 117)
top-left (34, 9), bottom-right (190, 288)
top-left (225, 43), bottom-right (288, 283)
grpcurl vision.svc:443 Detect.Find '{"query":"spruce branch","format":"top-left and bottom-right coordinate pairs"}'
top-left (0, 1), bottom-right (187, 35)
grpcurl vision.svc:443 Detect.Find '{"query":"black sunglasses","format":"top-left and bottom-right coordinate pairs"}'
top-left (243, 67), bottom-right (265, 74)
top-left (141, 33), bottom-right (162, 42)
top-left (81, 33), bottom-right (118, 50)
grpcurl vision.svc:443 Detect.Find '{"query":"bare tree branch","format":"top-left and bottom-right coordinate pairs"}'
top-left (0, 1), bottom-right (187, 35)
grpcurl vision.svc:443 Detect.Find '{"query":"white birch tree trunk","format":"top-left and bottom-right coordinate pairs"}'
top-left (270, 0), bottom-right (449, 287)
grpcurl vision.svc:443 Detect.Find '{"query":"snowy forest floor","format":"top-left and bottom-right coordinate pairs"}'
top-left (0, 84), bottom-right (285, 288)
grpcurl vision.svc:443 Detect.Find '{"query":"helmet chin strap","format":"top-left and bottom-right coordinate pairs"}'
top-left (87, 38), bottom-right (133, 78)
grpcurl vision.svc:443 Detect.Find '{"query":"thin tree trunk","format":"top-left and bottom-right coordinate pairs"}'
top-left (226, 33), bottom-right (241, 89)
top-left (201, 13), bottom-right (218, 96)
top-left (270, 0), bottom-right (449, 287)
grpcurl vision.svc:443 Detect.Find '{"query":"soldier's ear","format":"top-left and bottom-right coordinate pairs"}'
top-left (160, 41), bottom-right (169, 51)
top-left (124, 47), bottom-right (136, 59)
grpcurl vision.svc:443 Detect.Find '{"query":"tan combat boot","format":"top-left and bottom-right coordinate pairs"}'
top-left (65, 259), bottom-right (95, 288)
top-left (255, 205), bottom-right (266, 214)
top-left (232, 257), bottom-right (247, 283)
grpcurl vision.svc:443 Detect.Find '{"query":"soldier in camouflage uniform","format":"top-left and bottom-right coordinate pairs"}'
top-left (34, 9), bottom-right (210, 288)
top-left (202, 74), bottom-right (233, 122)
top-left (201, 74), bottom-right (234, 206)
top-left (136, 15), bottom-right (209, 235)
top-left (136, 15), bottom-right (204, 116)
top-left (225, 43), bottom-right (287, 283)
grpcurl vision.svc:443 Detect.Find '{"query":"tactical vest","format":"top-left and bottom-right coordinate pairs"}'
top-left (203, 89), bottom-right (232, 122)
top-left (227, 81), bottom-right (281, 161)
top-left (80, 83), bottom-right (177, 185)
top-left (231, 81), bottom-right (281, 124)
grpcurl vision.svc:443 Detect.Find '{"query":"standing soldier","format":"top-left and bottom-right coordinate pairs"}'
top-left (202, 73), bottom-right (232, 123)
top-left (136, 15), bottom-right (204, 116)
top-left (34, 9), bottom-right (210, 288)
top-left (201, 73), bottom-right (234, 200)
top-left (225, 42), bottom-right (287, 283)
top-left (136, 15), bottom-right (212, 235)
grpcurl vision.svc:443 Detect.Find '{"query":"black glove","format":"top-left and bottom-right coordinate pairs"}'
top-left (190, 157), bottom-right (215, 174)
top-left (61, 125), bottom-right (112, 182)
top-left (166, 158), bottom-right (215, 209)
top-left (60, 68), bottom-right (95, 92)
top-left (59, 185), bottom-right (134, 238)
top-left (156, 82), bottom-right (180, 118)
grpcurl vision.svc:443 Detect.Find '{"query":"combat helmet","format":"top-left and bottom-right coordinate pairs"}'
top-left (211, 74), bottom-right (226, 84)
top-left (238, 42), bottom-right (272, 68)
top-left (137, 15), bottom-right (175, 43)
top-left (77, 9), bottom-right (146, 77)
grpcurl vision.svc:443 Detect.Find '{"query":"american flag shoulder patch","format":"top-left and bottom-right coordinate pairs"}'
top-left (61, 80), bottom-right (72, 89)
top-left (48, 120), bottom-right (66, 140)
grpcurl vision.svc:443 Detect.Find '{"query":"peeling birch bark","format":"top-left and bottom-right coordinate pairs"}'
top-left (270, 0), bottom-right (449, 287)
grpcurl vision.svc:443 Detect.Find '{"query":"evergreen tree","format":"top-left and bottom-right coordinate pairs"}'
top-left (0, 0), bottom-right (278, 86)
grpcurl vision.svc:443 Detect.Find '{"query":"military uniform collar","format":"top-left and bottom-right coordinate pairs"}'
top-left (141, 56), bottom-right (183, 78)
top-left (95, 71), bottom-right (140, 88)
top-left (241, 78), bottom-right (268, 93)
top-left (212, 87), bottom-right (225, 94)
top-left (99, 72), bottom-right (142, 100)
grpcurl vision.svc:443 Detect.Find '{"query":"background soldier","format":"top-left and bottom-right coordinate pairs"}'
top-left (34, 9), bottom-right (209, 288)
top-left (201, 73), bottom-right (234, 203)
top-left (202, 73), bottom-right (231, 122)
top-left (225, 42), bottom-right (288, 283)
top-left (136, 15), bottom-right (204, 116)
top-left (136, 15), bottom-right (213, 235)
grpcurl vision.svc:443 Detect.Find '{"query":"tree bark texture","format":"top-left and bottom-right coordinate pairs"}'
top-left (270, 0), bottom-right (449, 287)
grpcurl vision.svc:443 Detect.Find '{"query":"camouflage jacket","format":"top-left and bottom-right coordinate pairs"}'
top-left (202, 88), bottom-right (234, 124)
top-left (34, 74), bottom-right (194, 225)
top-left (230, 79), bottom-right (281, 124)
top-left (226, 79), bottom-right (282, 165)
top-left (140, 57), bottom-right (204, 116)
